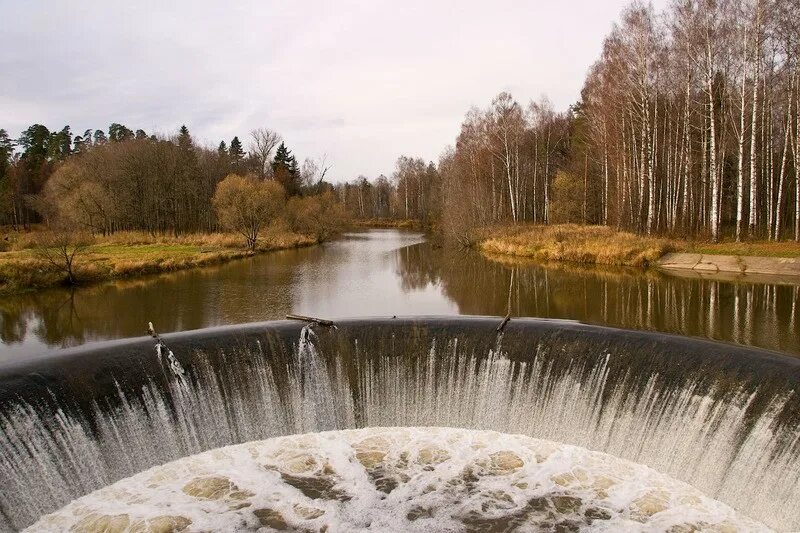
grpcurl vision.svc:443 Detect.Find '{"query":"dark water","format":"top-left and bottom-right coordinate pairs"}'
top-left (1, 229), bottom-right (798, 361)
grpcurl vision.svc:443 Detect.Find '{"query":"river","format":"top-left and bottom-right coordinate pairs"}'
top-left (1, 229), bottom-right (798, 361)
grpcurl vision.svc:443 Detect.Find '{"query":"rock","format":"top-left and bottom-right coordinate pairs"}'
top-left (355, 450), bottom-right (386, 468)
top-left (293, 504), bottom-right (325, 519)
top-left (486, 451), bottom-right (524, 474)
top-left (416, 446), bottom-right (450, 465)
top-left (552, 495), bottom-right (583, 514)
top-left (283, 453), bottom-right (319, 474)
top-left (129, 515), bottom-right (192, 533)
top-left (182, 476), bottom-right (237, 500)
top-left (633, 489), bottom-right (670, 519)
top-left (254, 508), bottom-right (288, 530)
top-left (70, 513), bottom-right (130, 533)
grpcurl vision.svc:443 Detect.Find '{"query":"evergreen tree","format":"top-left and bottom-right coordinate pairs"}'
top-left (0, 129), bottom-right (14, 177)
top-left (0, 129), bottom-right (13, 224)
top-left (109, 123), bottom-right (134, 142)
top-left (271, 142), bottom-right (300, 195)
top-left (229, 136), bottom-right (245, 169)
top-left (177, 125), bottom-right (193, 150)
top-left (93, 129), bottom-right (107, 145)
top-left (48, 126), bottom-right (72, 160)
top-left (135, 129), bottom-right (147, 140)
top-left (218, 140), bottom-right (228, 155)
top-left (81, 129), bottom-right (94, 148)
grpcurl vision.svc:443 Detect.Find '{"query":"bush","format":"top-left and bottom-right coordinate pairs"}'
top-left (212, 174), bottom-right (286, 250)
top-left (283, 191), bottom-right (351, 241)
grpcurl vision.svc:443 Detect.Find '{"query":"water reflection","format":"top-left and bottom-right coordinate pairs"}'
top-left (1, 229), bottom-right (798, 360)
top-left (397, 244), bottom-right (800, 356)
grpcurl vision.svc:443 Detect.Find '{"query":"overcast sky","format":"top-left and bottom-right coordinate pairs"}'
top-left (0, 0), bottom-right (664, 182)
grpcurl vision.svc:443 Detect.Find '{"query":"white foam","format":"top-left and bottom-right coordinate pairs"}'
top-left (28, 427), bottom-right (769, 532)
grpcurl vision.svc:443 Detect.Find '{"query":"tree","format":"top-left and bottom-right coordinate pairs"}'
top-left (272, 142), bottom-right (300, 195)
top-left (300, 155), bottom-right (331, 192)
top-left (249, 128), bottom-right (281, 179)
top-left (34, 225), bottom-right (93, 286)
top-left (549, 170), bottom-right (585, 223)
top-left (228, 136), bottom-right (245, 170)
top-left (212, 174), bottom-right (285, 250)
top-left (0, 129), bottom-right (15, 225)
top-left (109, 123), bottom-right (134, 142)
top-left (284, 191), bottom-right (350, 241)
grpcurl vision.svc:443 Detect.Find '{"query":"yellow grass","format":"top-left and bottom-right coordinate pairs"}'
top-left (479, 224), bottom-right (677, 267)
top-left (352, 218), bottom-right (422, 229)
top-left (686, 241), bottom-right (800, 258)
top-left (0, 228), bottom-right (317, 294)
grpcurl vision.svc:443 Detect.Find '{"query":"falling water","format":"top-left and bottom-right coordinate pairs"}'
top-left (0, 317), bottom-right (798, 531)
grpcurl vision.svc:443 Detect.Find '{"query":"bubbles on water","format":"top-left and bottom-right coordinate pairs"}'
top-left (28, 427), bottom-right (769, 532)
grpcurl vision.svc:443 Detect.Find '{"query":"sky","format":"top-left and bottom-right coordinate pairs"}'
top-left (0, 0), bottom-right (665, 182)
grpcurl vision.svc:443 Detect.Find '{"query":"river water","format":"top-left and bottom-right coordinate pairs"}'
top-left (1, 229), bottom-right (798, 361)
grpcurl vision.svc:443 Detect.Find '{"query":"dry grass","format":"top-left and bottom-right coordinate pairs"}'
top-left (479, 224), bottom-right (677, 267)
top-left (686, 240), bottom-right (800, 258)
top-left (353, 218), bottom-right (422, 229)
top-left (0, 228), bottom-right (317, 294)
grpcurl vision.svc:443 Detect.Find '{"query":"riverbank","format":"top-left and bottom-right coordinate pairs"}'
top-left (352, 218), bottom-right (423, 229)
top-left (479, 224), bottom-right (674, 267)
top-left (0, 229), bottom-right (318, 294)
top-left (478, 224), bottom-right (800, 275)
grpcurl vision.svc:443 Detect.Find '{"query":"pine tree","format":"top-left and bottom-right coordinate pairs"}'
top-left (109, 123), bottom-right (133, 142)
top-left (93, 129), bottom-right (107, 145)
top-left (177, 125), bottom-right (192, 150)
top-left (229, 136), bottom-right (245, 168)
top-left (218, 141), bottom-right (228, 155)
top-left (0, 129), bottom-right (14, 176)
top-left (271, 142), bottom-right (300, 195)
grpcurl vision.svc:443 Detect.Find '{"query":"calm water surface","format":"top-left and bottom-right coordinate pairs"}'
top-left (1, 229), bottom-right (798, 361)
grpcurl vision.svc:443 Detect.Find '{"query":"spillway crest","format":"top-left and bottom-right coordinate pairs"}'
top-left (1, 317), bottom-right (799, 531)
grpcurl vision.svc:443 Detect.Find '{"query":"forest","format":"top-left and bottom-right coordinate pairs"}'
top-left (3, 0), bottom-right (800, 247)
top-left (338, 0), bottom-right (800, 244)
top-left (0, 123), bottom-right (340, 234)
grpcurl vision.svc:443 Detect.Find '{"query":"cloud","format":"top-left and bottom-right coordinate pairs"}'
top-left (0, 0), bottom-right (663, 181)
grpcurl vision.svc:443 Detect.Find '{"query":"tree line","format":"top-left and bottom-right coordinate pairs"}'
top-left (340, 0), bottom-right (800, 243)
top-left (0, 123), bottom-right (336, 237)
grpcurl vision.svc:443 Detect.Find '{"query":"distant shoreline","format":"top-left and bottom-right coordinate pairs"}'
top-left (0, 230), bottom-right (319, 295)
top-left (477, 224), bottom-right (800, 281)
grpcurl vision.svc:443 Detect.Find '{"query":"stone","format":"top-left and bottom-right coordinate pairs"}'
top-left (486, 451), bottom-right (524, 474)
top-left (293, 504), bottom-right (325, 519)
top-left (182, 476), bottom-right (236, 500)
top-left (416, 446), bottom-right (450, 465)
top-left (129, 515), bottom-right (192, 533)
top-left (70, 513), bottom-right (130, 533)
top-left (253, 508), bottom-right (288, 530)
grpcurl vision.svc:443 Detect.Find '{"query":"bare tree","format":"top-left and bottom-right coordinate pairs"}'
top-left (212, 173), bottom-right (285, 250)
top-left (249, 128), bottom-right (282, 179)
top-left (34, 224), bottom-right (93, 285)
top-left (300, 155), bottom-right (331, 190)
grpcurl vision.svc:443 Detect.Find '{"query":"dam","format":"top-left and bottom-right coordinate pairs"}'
top-left (1, 317), bottom-right (799, 531)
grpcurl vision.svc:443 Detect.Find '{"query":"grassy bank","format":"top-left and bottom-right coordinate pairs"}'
top-left (0, 229), bottom-right (317, 294)
top-left (685, 241), bottom-right (800, 258)
top-left (352, 218), bottom-right (423, 229)
top-left (478, 224), bottom-right (800, 267)
top-left (479, 224), bottom-right (675, 267)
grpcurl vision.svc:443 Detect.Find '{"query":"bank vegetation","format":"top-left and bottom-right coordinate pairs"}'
top-left (0, 227), bottom-right (318, 294)
top-left (336, 0), bottom-right (800, 251)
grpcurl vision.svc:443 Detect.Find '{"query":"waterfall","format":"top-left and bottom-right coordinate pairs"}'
top-left (0, 317), bottom-right (798, 531)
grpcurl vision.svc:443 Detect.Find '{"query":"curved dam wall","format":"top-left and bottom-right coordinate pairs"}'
top-left (1, 317), bottom-right (799, 531)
